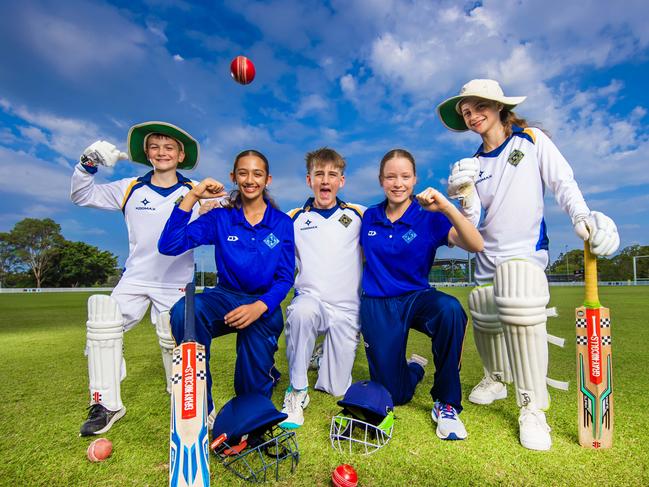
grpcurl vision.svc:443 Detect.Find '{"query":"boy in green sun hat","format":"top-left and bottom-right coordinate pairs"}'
top-left (71, 121), bottom-right (220, 437)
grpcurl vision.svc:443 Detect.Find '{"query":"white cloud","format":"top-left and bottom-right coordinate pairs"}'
top-left (0, 146), bottom-right (71, 203)
top-left (340, 74), bottom-right (357, 98)
top-left (20, 3), bottom-right (149, 80)
top-left (146, 18), bottom-right (168, 42)
top-left (173, 54), bottom-right (184, 62)
top-left (0, 128), bottom-right (18, 145)
top-left (340, 163), bottom-right (384, 201)
top-left (17, 125), bottom-right (49, 146)
top-left (1, 98), bottom-right (104, 159)
top-left (295, 94), bottom-right (328, 118)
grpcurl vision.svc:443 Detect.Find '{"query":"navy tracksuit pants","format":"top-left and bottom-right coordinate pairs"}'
top-left (170, 285), bottom-right (283, 413)
top-left (360, 287), bottom-right (467, 410)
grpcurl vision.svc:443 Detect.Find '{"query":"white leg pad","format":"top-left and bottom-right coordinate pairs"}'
top-left (494, 260), bottom-right (550, 409)
top-left (87, 295), bottom-right (124, 411)
top-left (155, 311), bottom-right (175, 394)
top-left (469, 285), bottom-right (512, 383)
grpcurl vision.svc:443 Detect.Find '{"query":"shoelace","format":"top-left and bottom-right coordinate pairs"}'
top-left (477, 376), bottom-right (496, 388)
top-left (285, 392), bottom-right (303, 413)
top-left (86, 403), bottom-right (105, 420)
top-left (438, 404), bottom-right (457, 420)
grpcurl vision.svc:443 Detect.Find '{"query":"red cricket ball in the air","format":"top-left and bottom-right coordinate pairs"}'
top-left (230, 55), bottom-right (256, 85)
top-left (332, 463), bottom-right (358, 487)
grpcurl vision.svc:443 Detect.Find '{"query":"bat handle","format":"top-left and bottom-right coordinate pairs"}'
top-left (184, 281), bottom-right (197, 341)
top-left (583, 241), bottom-right (600, 307)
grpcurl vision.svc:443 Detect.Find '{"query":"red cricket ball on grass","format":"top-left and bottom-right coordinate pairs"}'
top-left (86, 438), bottom-right (113, 462)
top-left (332, 463), bottom-right (358, 487)
top-left (230, 55), bottom-right (256, 85)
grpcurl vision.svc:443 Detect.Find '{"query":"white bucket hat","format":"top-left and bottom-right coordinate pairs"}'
top-left (436, 79), bottom-right (526, 132)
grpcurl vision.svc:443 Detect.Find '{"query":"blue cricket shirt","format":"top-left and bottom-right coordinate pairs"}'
top-left (361, 199), bottom-right (452, 297)
top-left (159, 203), bottom-right (295, 314)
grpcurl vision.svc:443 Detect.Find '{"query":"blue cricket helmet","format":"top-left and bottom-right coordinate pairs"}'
top-left (212, 393), bottom-right (287, 445)
top-left (331, 381), bottom-right (395, 455)
top-left (210, 393), bottom-right (299, 483)
top-left (337, 380), bottom-right (394, 422)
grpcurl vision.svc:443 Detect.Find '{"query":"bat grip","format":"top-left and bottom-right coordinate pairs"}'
top-left (583, 241), bottom-right (600, 307)
top-left (184, 281), bottom-right (197, 342)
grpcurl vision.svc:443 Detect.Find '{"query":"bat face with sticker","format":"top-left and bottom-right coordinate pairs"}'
top-left (169, 282), bottom-right (211, 486)
top-left (576, 243), bottom-right (613, 449)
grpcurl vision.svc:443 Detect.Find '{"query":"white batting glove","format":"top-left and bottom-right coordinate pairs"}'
top-left (80, 140), bottom-right (128, 168)
top-left (448, 157), bottom-right (480, 208)
top-left (573, 211), bottom-right (620, 256)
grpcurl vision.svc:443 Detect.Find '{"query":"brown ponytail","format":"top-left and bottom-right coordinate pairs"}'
top-left (500, 109), bottom-right (530, 138)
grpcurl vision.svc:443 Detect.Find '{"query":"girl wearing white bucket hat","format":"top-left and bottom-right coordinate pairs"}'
top-left (437, 79), bottom-right (619, 451)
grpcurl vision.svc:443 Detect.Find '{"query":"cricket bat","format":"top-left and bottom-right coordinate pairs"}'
top-left (576, 242), bottom-right (613, 449)
top-left (169, 282), bottom-right (210, 486)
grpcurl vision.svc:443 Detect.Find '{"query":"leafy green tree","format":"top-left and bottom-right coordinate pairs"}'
top-left (46, 241), bottom-right (119, 287)
top-left (548, 249), bottom-right (584, 278)
top-left (0, 233), bottom-right (20, 287)
top-left (4, 219), bottom-right (64, 288)
top-left (606, 245), bottom-right (649, 281)
top-left (548, 245), bottom-right (649, 281)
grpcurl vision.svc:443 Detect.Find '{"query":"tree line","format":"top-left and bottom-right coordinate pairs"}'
top-left (1, 218), bottom-right (119, 288)
top-left (2, 218), bottom-right (648, 288)
top-left (547, 244), bottom-right (649, 281)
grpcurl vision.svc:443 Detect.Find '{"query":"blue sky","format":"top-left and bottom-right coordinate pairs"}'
top-left (1, 0), bottom-right (648, 271)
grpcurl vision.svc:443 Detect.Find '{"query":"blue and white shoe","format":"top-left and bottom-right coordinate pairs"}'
top-left (431, 401), bottom-right (467, 440)
top-left (279, 386), bottom-right (310, 429)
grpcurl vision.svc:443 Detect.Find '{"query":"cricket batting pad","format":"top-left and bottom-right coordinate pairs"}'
top-left (468, 285), bottom-right (512, 383)
top-left (87, 295), bottom-right (124, 411)
top-left (156, 311), bottom-right (175, 394)
top-left (494, 260), bottom-right (550, 409)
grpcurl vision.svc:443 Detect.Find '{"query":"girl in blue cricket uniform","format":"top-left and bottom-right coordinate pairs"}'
top-left (158, 150), bottom-right (295, 414)
top-left (360, 149), bottom-right (483, 441)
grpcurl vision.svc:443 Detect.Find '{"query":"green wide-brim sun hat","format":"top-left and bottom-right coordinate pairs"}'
top-left (436, 79), bottom-right (526, 132)
top-left (127, 121), bottom-right (199, 170)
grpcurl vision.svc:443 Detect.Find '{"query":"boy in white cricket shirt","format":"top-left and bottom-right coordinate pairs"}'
top-left (281, 148), bottom-right (365, 428)
top-left (71, 121), bottom-right (202, 436)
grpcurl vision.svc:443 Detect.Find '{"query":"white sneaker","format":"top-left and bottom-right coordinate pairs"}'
top-left (519, 407), bottom-right (552, 451)
top-left (431, 402), bottom-right (467, 440)
top-left (468, 376), bottom-right (507, 405)
top-left (279, 386), bottom-right (310, 429)
top-left (309, 343), bottom-right (324, 371)
top-left (408, 353), bottom-right (428, 368)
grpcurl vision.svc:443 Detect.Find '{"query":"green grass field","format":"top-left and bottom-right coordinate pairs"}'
top-left (1, 287), bottom-right (648, 486)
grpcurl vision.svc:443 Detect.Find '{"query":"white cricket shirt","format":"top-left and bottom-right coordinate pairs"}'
top-left (288, 198), bottom-right (365, 312)
top-left (464, 126), bottom-right (590, 280)
top-left (71, 164), bottom-right (198, 288)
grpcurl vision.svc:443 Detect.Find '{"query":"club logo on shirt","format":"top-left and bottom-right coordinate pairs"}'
top-left (402, 229), bottom-right (417, 243)
top-left (227, 236), bottom-right (239, 242)
top-left (339, 214), bottom-right (352, 227)
top-left (507, 149), bottom-right (525, 166)
top-left (367, 230), bottom-right (377, 237)
top-left (264, 233), bottom-right (280, 249)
